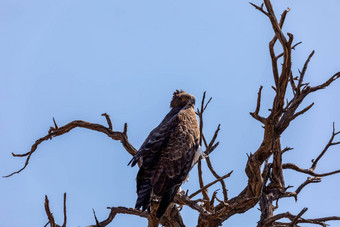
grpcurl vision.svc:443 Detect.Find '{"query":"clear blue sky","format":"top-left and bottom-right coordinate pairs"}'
top-left (1, 0), bottom-right (340, 226)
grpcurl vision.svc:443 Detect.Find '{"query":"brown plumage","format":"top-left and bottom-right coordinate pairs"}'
top-left (129, 90), bottom-right (200, 218)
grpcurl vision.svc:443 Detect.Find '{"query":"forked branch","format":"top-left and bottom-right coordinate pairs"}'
top-left (44, 193), bottom-right (67, 227)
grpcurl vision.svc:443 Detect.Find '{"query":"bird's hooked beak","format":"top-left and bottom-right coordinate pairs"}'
top-left (190, 97), bottom-right (196, 105)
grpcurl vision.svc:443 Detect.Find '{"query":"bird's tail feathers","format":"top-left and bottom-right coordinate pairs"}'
top-left (156, 185), bottom-right (180, 218)
top-left (135, 182), bottom-right (152, 211)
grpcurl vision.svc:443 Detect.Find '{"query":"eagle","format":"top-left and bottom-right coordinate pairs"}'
top-left (129, 90), bottom-right (201, 218)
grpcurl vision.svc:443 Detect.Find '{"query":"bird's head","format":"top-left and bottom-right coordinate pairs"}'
top-left (170, 90), bottom-right (196, 108)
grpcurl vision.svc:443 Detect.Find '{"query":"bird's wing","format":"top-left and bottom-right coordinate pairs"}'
top-left (134, 107), bottom-right (199, 216)
top-left (129, 107), bottom-right (181, 167)
top-left (133, 112), bottom-right (180, 211)
top-left (149, 108), bottom-right (200, 194)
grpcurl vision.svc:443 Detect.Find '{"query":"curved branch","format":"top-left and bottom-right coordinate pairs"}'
top-left (4, 116), bottom-right (137, 178)
top-left (282, 163), bottom-right (340, 177)
top-left (88, 206), bottom-right (149, 227)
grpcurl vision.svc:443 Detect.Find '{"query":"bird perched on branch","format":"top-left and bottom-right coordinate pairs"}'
top-left (129, 90), bottom-right (201, 218)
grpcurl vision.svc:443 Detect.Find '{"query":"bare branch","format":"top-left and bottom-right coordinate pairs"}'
top-left (101, 113), bottom-right (113, 130)
top-left (301, 216), bottom-right (340, 224)
top-left (282, 147), bottom-right (293, 154)
top-left (189, 171), bottom-right (232, 199)
top-left (269, 37), bottom-right (279, 87)
top-left (250, 2), bottom-right (269, 17)
top-left (295, 177), bottom-right (321, 195)
top-left (43, 194), bottom-right (67, 227)
top-left (205, 157), bottom-right (229, 201)
top-left (282, 163), bottom-right (340, 177)
top-left (291, 102), bottom-right (314, 120)
top-left (297, 51), bottom-right (315, 90)
top-left (250, 86), bottom-right (266, 124)
top-left (204, 97), bottom-right (212, 111)
top-left (201, 134), bottom-right (209, 148)
top-left (262, 212), bottom-right (291, 226)
top-left (196, 91), bottom-right (212, 206)
top-left (209, 189), bottom-right (219, 207)
top-left (289, 71), bottom-right (297, 95)
top-left (204, 124), bottom-right (221, 156)
top-left (207, 2), bottom-right (338, 226)
top-left (174, 192), bottom-right (211, 215)
top-left (87, 206), bottom-right (149, 227)
top-left (62, 193), bottom-right (67, 227)
top-left (44, 195), bottom-right (56, 227)
top-left (311, 123), bottom-right (340, 170)
top-left (309, 72), bottom-right (340, 92)
top-left (290, 207), bottom-right (308, 226)
top-left (92, 209), bottom-right (101, 226)
top-left (197, 158), bottom-right (210, 205)
top-left (278, 8), bottom-right (290, 28)
top-left (52, 117), bottom-right (59, 129)
top-left (123, 123), bottom-right (128, 136)
top-left (277, 42), bottom-right (302, 59)
top-left (4, 118), bottom-right (137, 178)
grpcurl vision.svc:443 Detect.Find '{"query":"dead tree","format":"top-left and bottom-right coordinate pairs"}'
top-left (5, 0), bottom-right (340, 226)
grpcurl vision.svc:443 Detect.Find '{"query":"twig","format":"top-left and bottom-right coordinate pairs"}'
top-left (282, 147), bottom-right (293, 154)
top-left (204, 97), bottom-right (212, 111)
top-left (189, 171), bottom-right (232, 199)
top-left (204, 156), bottom-right (229, 201)
top-left (290, 207), bottom-right (308, 226)
top-left (101, 113), bottom-right (113, 130)
top-left (277, 42), bottom-right (302, 59)
top-left (282, 178), bottom-right (321, 202)
top-left (44, 195), bottom-right (56, 227)
top-left (123, 123), bottom-right (128, 136)
top-left (250, 86), bottom-right (266, 124)
top-left (264, 211), bottom-right (340, 227)
top-left (197, 158), bottom-right (209, 206)
top-left (250, 2), bottom-right (269, 17)
top-left (311, 122), bottom-right (340, 171)
top-left (196, 91), bottom-right (211, 207)
top-left (309, 72), bottom-right (340, 93)
top-left (62, 193), bottom-right (67, 227)
top-left (291, 103), bottom-right (314, 121)
top-left (297, 51), bottom-right (315, 90)
top-left (53, 117), bottom-right (59, 129)
top-left (92, 209), bottom-right (101, 226)
top-left (282, 163), bottom-right (340, 177)
top-left (278, 8), bottom-right (290, 28)
top-left (210, 190), bottom-right (219, 207)
top-left (204, 124), bottom-right (221, 156)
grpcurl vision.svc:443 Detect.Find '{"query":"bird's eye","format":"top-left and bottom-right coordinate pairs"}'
top-left (181, 97), bottom-right (187, 101)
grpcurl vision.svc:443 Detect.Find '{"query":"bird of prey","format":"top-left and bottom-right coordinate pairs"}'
top-left (129, 90), bottom-right (201, 218)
